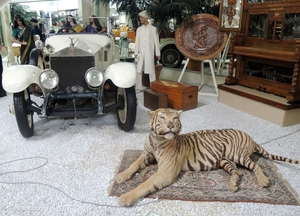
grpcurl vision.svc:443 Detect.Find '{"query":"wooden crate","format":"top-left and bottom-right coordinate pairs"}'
top-left (144, 89), bottom-right (168, 110)
top-left (151, 80), bottom-right (198, 111)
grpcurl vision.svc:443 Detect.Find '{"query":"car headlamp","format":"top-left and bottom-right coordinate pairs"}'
top-left (39, 69), bottom-right (59, 89)
top-left (85, 67), bottom-right (104, 87)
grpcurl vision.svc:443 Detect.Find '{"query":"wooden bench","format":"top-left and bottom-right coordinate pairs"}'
top-left (233, 46), bottom-right (295, 63)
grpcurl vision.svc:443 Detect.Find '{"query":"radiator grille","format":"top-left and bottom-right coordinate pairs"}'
top-left (50, 56), bottom-right (94, 92)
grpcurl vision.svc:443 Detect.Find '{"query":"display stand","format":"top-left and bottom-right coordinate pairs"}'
top-left (177, 58), bottom-right (218, 96)
top-left (175, 14), bottom-right (228, 97)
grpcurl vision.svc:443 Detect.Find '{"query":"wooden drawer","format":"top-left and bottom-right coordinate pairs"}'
top-left (151, 80), bottom-right (198, 111)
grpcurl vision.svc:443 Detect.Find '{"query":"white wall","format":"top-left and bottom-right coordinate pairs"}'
top-left (78, 0), bottom-right (92, 26)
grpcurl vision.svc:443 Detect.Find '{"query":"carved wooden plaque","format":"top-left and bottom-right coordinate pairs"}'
top-left (175, 14), bottom-right (228, 61)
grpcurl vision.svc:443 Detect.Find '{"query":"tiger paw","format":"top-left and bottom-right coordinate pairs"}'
top-left (255, 168), bottom-right (271, 187)
top-left (258, 175), bottom-right (271, 187)
top-left (115, 172), bottom-right (131, 184)
top-left (229, 181), bottom-right (239, 192)
top-left (118, 193), bottom-right (138, 206)
top-left (229, 173), bottom-right (241, 192)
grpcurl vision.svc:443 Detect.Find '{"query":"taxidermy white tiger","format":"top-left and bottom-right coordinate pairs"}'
top-left (115, 108), bottom-right (299, 206)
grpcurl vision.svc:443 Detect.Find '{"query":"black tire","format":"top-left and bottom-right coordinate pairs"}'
top-left (29, 48), bottom-right (44, 69)
top-left (13, 89), bottom-right (34, 138)
top-left (115, 86), bottom-right (137, 132)
top-left (160, 45), bottom-right (183, 68)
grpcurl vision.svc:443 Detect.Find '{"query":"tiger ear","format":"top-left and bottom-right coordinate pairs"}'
top-left (177, 110), bottom-right (183, 116)
top-left (147, 110), bottom-right (155, 117)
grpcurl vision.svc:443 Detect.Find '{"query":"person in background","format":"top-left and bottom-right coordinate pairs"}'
top-left (64, 15), bottom-right (83, 32)
top-left (11, 14), bottom-right (35, 64)
top-left (84, 15), bottom-right (103, 33)
top-left (49, 25), bottom-right (56, 34)
top-left (30, 18), bottom-right (43, 42)
top-left (0, 35), bottom-right (6, 97)
top-left (60, 20), bottom-right (66, 28)
top-left (134, 10), bottom-right (160, 92)
top-left (64, 15), bottom-right (77, 29)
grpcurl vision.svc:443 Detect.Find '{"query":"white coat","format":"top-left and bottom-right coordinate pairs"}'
top-left (134, 23), bottom-right (160, 74)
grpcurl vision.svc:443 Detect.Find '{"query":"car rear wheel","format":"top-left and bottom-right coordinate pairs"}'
top-left (116, 86), bottom-right (137, 132)
top-left (160, 45), bottom-right (183, 68)
top-left (13, 89), bottom-right (34, 138)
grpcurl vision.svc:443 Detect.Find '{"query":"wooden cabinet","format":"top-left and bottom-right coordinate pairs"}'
top-left (225, 0), bottom-right (300, 103)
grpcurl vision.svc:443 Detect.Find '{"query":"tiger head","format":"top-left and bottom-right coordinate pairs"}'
top-left (148, 108), bottom-right (183, 140)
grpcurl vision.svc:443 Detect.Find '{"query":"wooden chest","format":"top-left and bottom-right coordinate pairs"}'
top-left (151, 80), bottom-right (198, 111)
top-left (143, 89), bottom-right (168, 110)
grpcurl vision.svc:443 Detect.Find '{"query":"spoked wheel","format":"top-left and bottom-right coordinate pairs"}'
top-left (13, 89), bottom-right (34, 138)
top-left (160, 45), bottom-right (183, 68)
top-left (115, 86), bottom-right (137, 132)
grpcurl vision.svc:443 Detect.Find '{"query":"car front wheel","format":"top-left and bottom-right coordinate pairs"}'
top-left (13, 89), bottom-right (34, 138)
top-left (116, 86), bottom-right (137, 132)
top-left (160, 45), bottom-right (183, 68)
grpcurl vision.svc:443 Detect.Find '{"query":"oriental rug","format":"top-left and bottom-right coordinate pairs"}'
top-left (110, 150), bottom-right (300, 206)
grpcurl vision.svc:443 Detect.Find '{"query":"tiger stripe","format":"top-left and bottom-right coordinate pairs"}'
top-left (116, 108), bottom-right (300, 206)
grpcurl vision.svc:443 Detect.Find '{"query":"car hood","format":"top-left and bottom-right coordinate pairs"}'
top-left (46, 34), bottom-right (111, 57)
top-left (50, 40), bottom-right (96, 57)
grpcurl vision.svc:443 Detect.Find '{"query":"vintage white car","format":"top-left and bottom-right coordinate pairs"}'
top-left (2, 21), bottom-right (137, 138)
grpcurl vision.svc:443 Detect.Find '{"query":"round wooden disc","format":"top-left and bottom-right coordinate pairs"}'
top-left (175, 14), bottom-right (228, 61)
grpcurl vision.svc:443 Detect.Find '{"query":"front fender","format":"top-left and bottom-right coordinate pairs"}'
top-left (2, 65), bottom-right (42, 93)
top-left (105, 62), bottom-right (136, 88)
top-left (160, 37), bottom-right (176, 50)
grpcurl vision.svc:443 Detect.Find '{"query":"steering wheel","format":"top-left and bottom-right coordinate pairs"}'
top-left (57, 27), bottom-right (74, 33)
